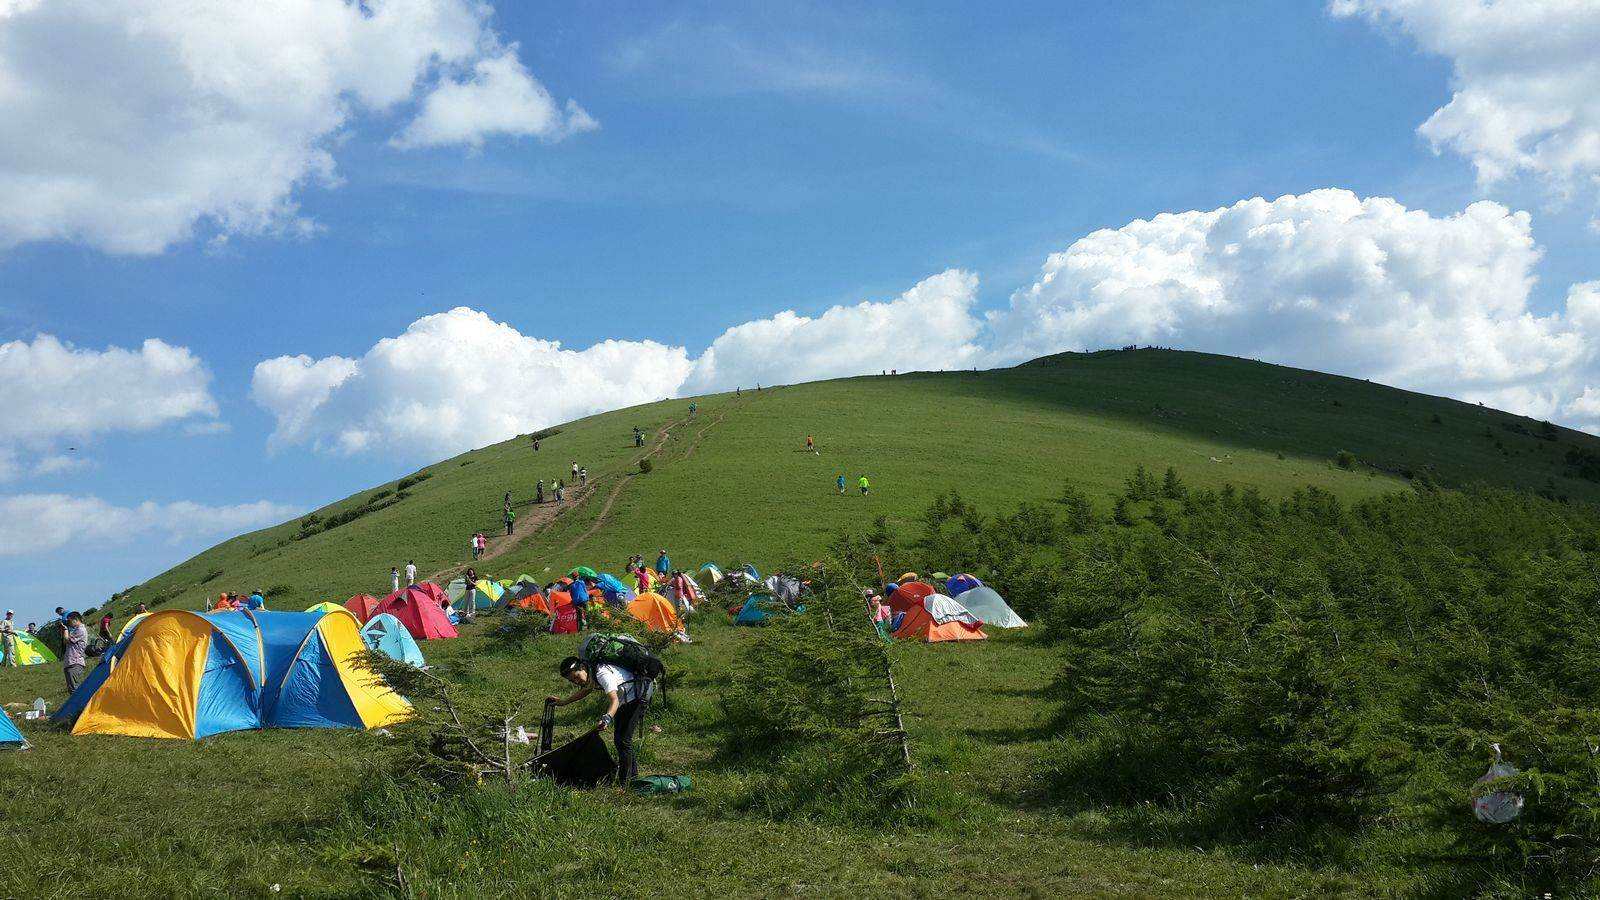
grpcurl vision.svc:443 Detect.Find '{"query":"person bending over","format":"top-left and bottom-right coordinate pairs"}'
top-left (548, 656), bottom-right (650, 784)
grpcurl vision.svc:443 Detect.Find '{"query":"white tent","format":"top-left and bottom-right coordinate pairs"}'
top-left (952, 586), bottom-right (1026, 628)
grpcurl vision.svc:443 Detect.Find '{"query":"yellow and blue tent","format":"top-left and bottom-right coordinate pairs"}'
top-left (54, 609), bottom-right (409, 740)
top-left (2, 632), bottom-right (55, 666)
top-left (304, 601), bottom-right (345, 615)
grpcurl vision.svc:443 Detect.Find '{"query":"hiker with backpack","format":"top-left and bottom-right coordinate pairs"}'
top-left (548, 635), bottom-right (664, 785)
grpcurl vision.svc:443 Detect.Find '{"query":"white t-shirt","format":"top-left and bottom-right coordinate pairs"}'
top-left (594, 663), bottom-right (644, 705)
top-left (405, 564), bottom-right (417, 581)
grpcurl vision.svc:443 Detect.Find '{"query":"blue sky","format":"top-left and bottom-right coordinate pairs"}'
top-left (2, 1), bottom-right (1598, 623)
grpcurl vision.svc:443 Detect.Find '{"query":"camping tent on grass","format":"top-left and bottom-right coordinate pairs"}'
top-left (698, 563), bottom-right (723, 584)
top-left (596, 574), bottom-right (634, 606)
top-left (955, 586), bottom-right (1026, 628)
top-left (2, 632), bottom-right (55, 666)
top-left (54, 609), bottom-right (410, 740)
top-left (378, 586), bottom-right (457, 640)
top-left (892, 595), bottom-right (986, 643)
top-left (361, 613), bottom-right (425, 668)
top-left (946, 573), bottom-right (982, 597)
top-left (503, 578), bottom-right (547, 610)
top-left (468, 579), bottom-right (503, 608)
top-left (886, 581), bottom-right (935, 614)
top-left (627, 592), bottom-right (683, 634)
top-left (733, 594), bottom-right (789, 626)
top-left (304, 601), bottom-right (345, 615)
top-left (346, 594), bottom-right (382, 622)
top-left (1, 706), bottom-right (25, 748)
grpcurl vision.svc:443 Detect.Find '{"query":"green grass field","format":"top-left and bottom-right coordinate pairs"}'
top-left (3, 348), bottom-right (1594, 897)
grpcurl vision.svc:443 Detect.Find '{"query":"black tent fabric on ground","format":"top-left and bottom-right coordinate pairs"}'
top-left (533, 728), bottom-right (615, 787)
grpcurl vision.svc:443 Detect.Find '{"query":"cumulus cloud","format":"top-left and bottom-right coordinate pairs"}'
top-left (251, 308), bottom-right (692, 458)
top-left (990, 188), bottom-right (1600, 424)
top-left (683, 269), bottom-right (983, 393)
top-left (0, 0), bottom-right (593, 254)
top-left (0, 334), bottom-right (219, 477)
top-left (1332, 0), bottom-right (1600, 206)
top-left (0, 494), bottom-right (299, 556)
top-left (393, 49), bottom-right (598, 149)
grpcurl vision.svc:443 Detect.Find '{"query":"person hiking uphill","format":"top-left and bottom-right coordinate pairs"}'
top-left (805, 435), bottom-right (815, 453)
top-left (836, 474), bottom-right (846, 494)
top-left (548, 653), bottom-right (651, 784)
top-left (859, 475), bottom-right (871, 495)
top-left (505, 506), bottom-right (516, 536)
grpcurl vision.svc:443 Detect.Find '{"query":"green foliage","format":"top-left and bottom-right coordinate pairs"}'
top-left (395, 470), bottom-right (433, 492)
top-left (1335, 449), bottom-right (1358, 469)
top-left (638, 457), bottom-right (653, 474)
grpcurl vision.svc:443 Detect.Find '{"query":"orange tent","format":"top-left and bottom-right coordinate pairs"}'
top-left (892, 597), bottom-right (987, 643)
top-left (887, 581), bottom-right (935, 613)
top-left (626, 592), bottom-right (683, 633)
top-left (345, 594), bottom-right (382, 621)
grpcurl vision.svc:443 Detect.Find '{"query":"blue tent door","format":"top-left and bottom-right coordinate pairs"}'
top-left (0, 707), bottom-right (24, 747)
top-left (269, 629), bottom-right (364, 729)
top-left (193, 636), bottom-right (262, 738)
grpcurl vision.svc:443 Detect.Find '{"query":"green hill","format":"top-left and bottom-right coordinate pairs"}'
top-left (91, 348), bottom-right (1600, 616)
top-left (4, 348), bottom-right (1598, 897)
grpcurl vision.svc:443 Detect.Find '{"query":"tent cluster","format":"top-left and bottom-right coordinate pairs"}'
top-left (54, 609), bottom-right (410, 740)
top-left (877, 572), bottom-right (1026, 643)
top-left (1, 631), bottom-right (55, 667)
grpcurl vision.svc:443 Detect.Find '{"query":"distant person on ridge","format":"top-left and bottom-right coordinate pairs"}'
top-left (62, 612), bottom-right (88, 693)
top-left (859, 475), bottom-right (871, 495)
top-left (391, 566), bottom-right (401, 593)
top-left (54, 606), bottom-right (68, 626)
top-left (406, 560), bottom-right (417, 585)
top-left (689, 402), bottom-right (697, 416)
top-left (555, 480), bottom-right (565, 502)
top-left (505, 506), bottom-right (516, 537)
top-left (245, 589), bottom-right (265, 610)
top-left (655, 549), bottom-right (671, 577)
top-left (536, 480), bottom-right (545, 504)
top-left (135, 603), bottom-right (148, 615)
top-left (579, 467), bottom-right (588, 487)
top-left (836, 474), bottom-right (846, 494)
top-left (98, 612), bottom-right (113, 643)
top-left (571, 461), bottom-right (579, 482)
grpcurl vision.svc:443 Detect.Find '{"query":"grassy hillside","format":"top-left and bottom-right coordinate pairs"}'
top-left (84, 349), bottom-right (1600, 618)
top-left (4, 348), bottom-right (1597, 898)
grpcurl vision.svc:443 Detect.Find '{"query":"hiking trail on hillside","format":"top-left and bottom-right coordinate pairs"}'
top-left (426, 392), bottom-right (760, 582)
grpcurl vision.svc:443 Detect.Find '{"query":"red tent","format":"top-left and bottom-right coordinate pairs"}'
top-left (887, 581), bottom-right (935, 614)
top-left (378, 585), bottom-right (457, 640)
top-left (345, 594), bottom-right (382, 622)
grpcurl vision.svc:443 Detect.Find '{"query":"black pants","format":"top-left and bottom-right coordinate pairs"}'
top-left (65, 663), bottom-right (84, 694)
top-left (613, 699), bottom-right (645, 784)
top-left (573, 605), bottom-right (587, 630)
top-left (506, 521), bottom-right (514, 535)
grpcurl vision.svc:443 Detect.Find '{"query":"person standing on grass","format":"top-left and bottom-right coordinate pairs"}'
top-left (571, 461), bottom-right (579, 483)
top-left (836, 474), bottom-right (846, 494)
top-left (579, 467), bottom-right (588, 487)
top-left (505, 506), bottom-right (516, 537)
top-left (536, 480), bottom-right (545, 504)
top-left (97, 612), bottom-right (113, 643)
top-left (1, 610), bottom-right (17, 668)
top-left (548, 655), bottom-right (652, 785)
top-left (555, 480), bottom-right (565, 502)
top-left (55, 606), bottom-right (68, 627)
top-left (63, 612), bottom-right (88, 694)
top-left (247, 589), bottom-right (267, 611)
top-left (391, 566), bottom-right (401, 593)
top-left (403, 560), bottom-right (415, 585)
top-left (805, 435), bottom-right (814, 453)
top-left (859, 475), bottom-right (871, 495)
top-left (462, 568), bottom-right (479, 623)
top-left (655, 549), bottom-right (671, 578)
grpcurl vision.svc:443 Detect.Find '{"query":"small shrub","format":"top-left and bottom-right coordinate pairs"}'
top-left (1334, 450), bottom-right (1357, 470)
top-left (396, 471), bottom-right (433, 492)
top-left (638, 458), bottom-right (653, 474)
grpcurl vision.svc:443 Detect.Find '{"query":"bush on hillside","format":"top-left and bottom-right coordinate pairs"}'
top-left (395, 471), bottom-right (432, 492)
top-left (1334, 449), bottom-right (1358, 469)
top-left (904, 471), bottom-right (1600, 891)
top-left (638, 458), bottom-right (653, 474)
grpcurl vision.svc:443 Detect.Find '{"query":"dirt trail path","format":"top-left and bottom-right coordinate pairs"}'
top-left (560, 393), bottom-right (756, 553)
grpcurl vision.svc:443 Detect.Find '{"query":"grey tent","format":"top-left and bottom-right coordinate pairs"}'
top-left (953, 586), bottom-right (1026, 628)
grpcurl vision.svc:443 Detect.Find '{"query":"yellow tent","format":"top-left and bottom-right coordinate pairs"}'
top-left (304, 601), bottom-right (346, 615)
top-left (3, 632), bottom-right (55, 666)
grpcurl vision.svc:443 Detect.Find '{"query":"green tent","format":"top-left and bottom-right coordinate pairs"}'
top-left (2, 632), bottom-right (56, 666)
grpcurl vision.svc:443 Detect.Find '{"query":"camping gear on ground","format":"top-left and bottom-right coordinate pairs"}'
top-left (886, 581), bottom-right (935, 614)
top-left (361, 613), bottom-right (425, 668)
top-left (892, 594), bottom-right (987, 643)
top-left (345, 594), bottom-right (382, 622)
top-left (741, 564), bottom-right (760, 581)
top-left (54, 609), bottom-right (410, 740)
top-left (1, 631), bottom-right (55, 666)
top-left (304, 601), bottom-right (345, 615)
top-left (626, 593), bottom-right (685, 635)
top-left (763, 575), bottom-right (803, 604)
top-left (376, 586), bottom-right (457, 640)
top-left (578, 633), bottom-right (665, 681)
top-left (930, 572), bottom-right (949, 583)
top-left (533, 697), bottom-right (616, 787)
top-left (549, 605), bottom-right (579, 634)
top-left (630, 775), bottom-right (692, 794)
top-left (1473, 744), bottom-right (1525, 824)
top-left (733, 594), bottom-right (793, 626)
top-left (596, 573), bottom-right (635, 606)
top-left (953, 586), bottom-right (1026, 628)
top-left (504, 577), bottom-right (546, 610)
top-left (946, 573), bottom-right (982, 597)
top-left (0, 706), bottom-right (25, 749)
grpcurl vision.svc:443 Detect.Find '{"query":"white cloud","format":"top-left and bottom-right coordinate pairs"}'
top-left (31, 454), bottom-right (91, 476)
top-left (251, 308), bottom-right (692, 458)
top-left (0, 494), bottom-right (298, 556)
top-left (0, 0), bottom-right (593, 254)
top-left (0, 334), bottom-right (219, 476)
top-left (989, 189), bottom-right (1600, 422)
top-left (683, 269), bottom-right (984, 393)
top-left (394, 48), bottom-right (598, 149)
top-left (1332, 0), bottom-right (1600, 206)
